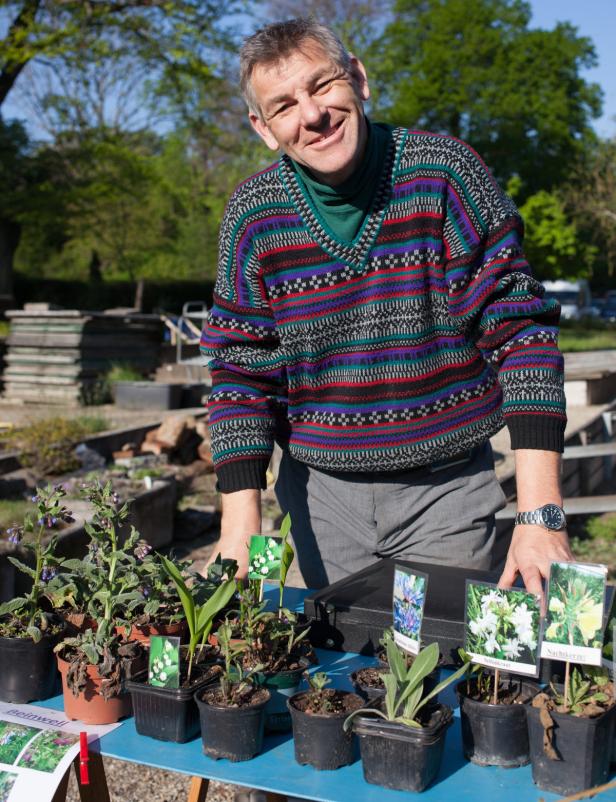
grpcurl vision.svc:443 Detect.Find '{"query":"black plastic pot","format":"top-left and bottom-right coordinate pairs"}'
top-left (527, 698), bottom-right (616, 795)
top-left (456, 679), bottom-right (540, 768)
top-left (0, 630), bottom-right (61, 703)
top-left (351, 668), bottom-right (386, 702)
top-left (195, 687), bottom-right (270, 762)
top-left (258, 662), bottom-right (306, 733)
top-left (126, 669), bottom-right (218, 743)
top-left (352, 704), bottom-right (453, 792)
top-left (287, 690), bottom-right (363, 770)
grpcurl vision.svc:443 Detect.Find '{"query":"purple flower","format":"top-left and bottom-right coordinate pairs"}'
top-left (41, 566), bottom-right (57, 582)
top-left (31, 494), bottom-right (39, 503)
top-left (134, 539), bottom-right (152, 561)
top-left (141, 585), bottom-right (152, 598)
top-left (7, 526), bottom-right (22, 544)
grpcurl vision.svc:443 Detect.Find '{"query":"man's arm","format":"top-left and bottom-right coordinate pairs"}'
top-left (498, 449), bottom-right (573, 596)
top-left (204, 489), bottom-right (262, 578)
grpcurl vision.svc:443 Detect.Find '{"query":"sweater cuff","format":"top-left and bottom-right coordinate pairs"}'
top-left (507, 414), bottom-right (566, 453)
top-left (215, 458), bottom-right (270, 493)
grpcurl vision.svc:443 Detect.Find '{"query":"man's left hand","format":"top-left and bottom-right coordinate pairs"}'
top-left (498, 524), bottom-right (574, 598)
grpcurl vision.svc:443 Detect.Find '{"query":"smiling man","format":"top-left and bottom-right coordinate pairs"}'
top-left (200, 18), bottom-right (573, 598)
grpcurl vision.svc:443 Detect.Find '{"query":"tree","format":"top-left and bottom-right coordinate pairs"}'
top-left (368, 0), bottom-right (602, 196)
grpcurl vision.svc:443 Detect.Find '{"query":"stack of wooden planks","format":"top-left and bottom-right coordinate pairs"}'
top-left (2, 309), bottom-right (163, 404)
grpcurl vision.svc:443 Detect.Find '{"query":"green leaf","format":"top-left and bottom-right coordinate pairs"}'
top-left (81, 644), bottom-right (99, 664)
top-left (279, 513), bottom-right (292, 540)
top-left (160, 554), bottom-right (196, 637)
top-left (415, 660), bottom-right (471, 717)
top-left (7, 557), bottom-right (35, 579)
top-left (0, 598), bottom-right (27, 616)
top-left (194, 578), bottom-right (236, 636)
top-left (279, 519), bottom-right (294, 609)
top-left (382, 671), bottom-right (399, 719)
top-left (405, 641), bottom-right (439, 690)
top-left (26, 625), bottom-right (42, 643)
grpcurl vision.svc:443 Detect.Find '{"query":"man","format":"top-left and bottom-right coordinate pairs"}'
top-left (200, 18), bottom-right (573, 597)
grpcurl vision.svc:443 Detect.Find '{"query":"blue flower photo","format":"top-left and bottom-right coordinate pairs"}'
top-left (393, 567), bottom-right (427, 654)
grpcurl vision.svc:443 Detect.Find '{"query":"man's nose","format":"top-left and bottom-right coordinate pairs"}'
top-left (298, 94), bottom-right (325, 127)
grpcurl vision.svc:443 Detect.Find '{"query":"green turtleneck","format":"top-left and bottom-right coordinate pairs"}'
top-left (292, 120), bottom-right (393, 244)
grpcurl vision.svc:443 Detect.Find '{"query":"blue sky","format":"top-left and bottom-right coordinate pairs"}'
top-left (529, 0), bottom-right (616, 138)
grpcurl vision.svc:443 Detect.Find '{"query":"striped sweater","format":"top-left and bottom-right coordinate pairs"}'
top-left (200, 127), bottom-right (566, 492)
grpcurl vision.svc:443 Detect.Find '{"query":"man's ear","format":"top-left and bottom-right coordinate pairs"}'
top-left (249, 112), bottom-right (280, 151)
top-left (349, 55), bottom-right (370, 102)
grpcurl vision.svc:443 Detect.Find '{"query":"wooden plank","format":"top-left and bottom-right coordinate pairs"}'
top-left (187, 777), bottom-right (209, 802)
top-left (496, 495), bottom-right (616, 519)
top-left (73, 752), bottom-right (111, 802)
top-left (563, 442), bottom-right (616, 459)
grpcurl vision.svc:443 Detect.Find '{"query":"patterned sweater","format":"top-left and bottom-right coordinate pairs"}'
top-left (200, 127), bottom-right (566, 492)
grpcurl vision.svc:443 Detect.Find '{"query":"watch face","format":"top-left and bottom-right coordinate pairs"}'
top-left (540, 504), bottom-right (565, 530)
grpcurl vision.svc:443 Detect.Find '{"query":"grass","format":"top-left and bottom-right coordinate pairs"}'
top-left (571, 513), bottom-right (616, 580)
top-left (0, 499), bottom-right (35, 531)
top-left (557, 322), bottom-right (616, 352)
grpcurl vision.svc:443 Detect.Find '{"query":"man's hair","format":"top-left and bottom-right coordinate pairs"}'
top-left (240, 18), bottom-right (352, 119)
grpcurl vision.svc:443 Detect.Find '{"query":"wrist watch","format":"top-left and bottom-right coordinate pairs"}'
top-left (514, 503), bottom-right (567, 531)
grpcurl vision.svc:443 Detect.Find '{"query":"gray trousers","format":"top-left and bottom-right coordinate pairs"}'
top-left (275, 443), bottom-right (508, 589)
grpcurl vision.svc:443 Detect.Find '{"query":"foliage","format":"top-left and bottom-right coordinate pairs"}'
top-left (215, 620), bottom-right (263, 706)
top-left (557, 322), bottom-right (616, 353)
top-left (17, 729), bottom-right (77, 772)
top-left (160, 554), bottom-right (236, 681)
top-left (0, 722), bottom-right (37, 763)
top-left (571, 514), bottom-right (616, 581)
top-left (0, 485), bottom-right (73, 640)
top-left (279, 512), bottom-right (294, 610)
top-left (544, 563), bottom-right (605, 649)
top-left (345, 632), bottom-right (470, 730)
top-left (368, 0), bottom-right (602, 195)
top-left (0, 499), bottom-right (34, 531)
top-left (6, 415), bottom-right (108, 476)
top-left (106, 363), bottom-right (145, 383)
top-left (301, 670), bottom-right (338, 714)
top-left (550, 666), bottom-right (611, 715)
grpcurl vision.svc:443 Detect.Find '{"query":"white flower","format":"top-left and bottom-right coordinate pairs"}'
top-left (160, 671), bottom-right (167, 681)
top-left (484, 633), bottom-right (499, 654)
top-left (268, 538), bottom-right (277, 548)
top-left (149, 671), bottom-right (154, 680)
top-left (481, 589), bottom-right (503, 610)
top-left (261, 566), bottom-right (269, 575)
top-left (511, 603), bottom-right (533, 632)
top-left (470, 613), bottom-right (497, 638)
top-left (164, 640), bottom-right (174, 652)
top-left (164, 655), bottom-right (172, 666)
top-left (502, 638), bottom-right (521, 659)
top-left (516, 622), bottom-right (537, 650)
top-left (482, 609), bottom-right (498, 630)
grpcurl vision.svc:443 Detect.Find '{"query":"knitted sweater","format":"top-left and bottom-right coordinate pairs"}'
top-left (200, 127), bottom-right (566, 493)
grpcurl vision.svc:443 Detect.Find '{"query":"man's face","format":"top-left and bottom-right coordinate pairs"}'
top-left (248, 42), bottom-right (370, 186)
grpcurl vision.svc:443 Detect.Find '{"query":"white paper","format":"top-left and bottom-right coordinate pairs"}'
top-left (0, 703), bottom-right (120, 802)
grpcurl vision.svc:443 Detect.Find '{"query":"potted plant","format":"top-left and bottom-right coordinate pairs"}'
top-left (527, 666), bottom-right (616, 795)
top-left (0, 485), bottom-right (71, 702)
top-left (195, 621), bottom-right (270, 762)
top-left (344, 638), bottom-right (470, 792)
top-left (126, 555), bottom-right (237, 742)
top-left (287, 671), bottom-right (363, 770)
top-left (53, 481), bottom-right (146, 724)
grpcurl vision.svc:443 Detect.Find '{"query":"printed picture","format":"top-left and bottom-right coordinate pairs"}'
top-left (0, 770), bottom-right (17, 802)
top-left (602, 589), bottom-right (616, 671)
top-left (17, 730), bottom-right (78, 773)
top-left (0, 722), bottom-right (38, 764)
top-left (392, 566), bottom-right (428, 655)
top-left (149, 636), bottom-right (180, 689)
top-left (541, 561), bottom-right (607, 666)
top-left (465, 581), bottom-right (541, 676)
top-left (248, 535), bottom-right (282, 581)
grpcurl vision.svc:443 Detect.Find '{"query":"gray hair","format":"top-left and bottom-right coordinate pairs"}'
top-left (240, 18), bottom-right (352, 119)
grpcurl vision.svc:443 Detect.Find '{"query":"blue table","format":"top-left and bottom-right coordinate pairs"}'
top-left (47, 588), bottom-right (616, 802)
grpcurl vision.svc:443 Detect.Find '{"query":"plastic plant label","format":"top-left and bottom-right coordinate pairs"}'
top-left (541, 561), bottom-right (608, 666)
top-left (464, 581), bottom-right (541, 677)
top-left (392, 565), bottom-right (428, 655)
top-left (248, 535), bottom-right (282, 581)
top-left (148, 636), bottom-right (180, 688)
top-left (601, 589), bottom-right (616, 672)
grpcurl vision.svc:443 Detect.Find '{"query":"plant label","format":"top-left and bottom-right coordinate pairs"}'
top-left (541, 561), bottom-right (608, 666)
top-left (248, 535), bottom-right (283, 581)
top-left (148, 636), bottom-right (180, 688)
top-left (392, 566), bottom-right (428, 655)
top-left (464, 581), bottom-right (541, 677)
top-left (601, 588), bottom-right (616, 673)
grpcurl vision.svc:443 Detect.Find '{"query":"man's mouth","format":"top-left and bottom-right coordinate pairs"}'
top-left (309, 120), bottom-right (343, 145)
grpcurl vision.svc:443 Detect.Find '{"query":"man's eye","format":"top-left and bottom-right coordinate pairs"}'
top-left (315, 79), bottom-right (333, 92)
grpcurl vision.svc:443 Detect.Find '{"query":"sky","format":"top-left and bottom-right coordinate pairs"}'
top-left (528, 0), bottom-right (616, 138)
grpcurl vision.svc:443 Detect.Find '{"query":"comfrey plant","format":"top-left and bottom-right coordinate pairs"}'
top-left (345, 634), bottom-right (470, 730)
top-left (0, 485), bottom-right (73, 640)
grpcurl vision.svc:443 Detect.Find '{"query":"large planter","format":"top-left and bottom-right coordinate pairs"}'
top-left (287, 690), bottom-right (363, 770)
top-left (57, 655), bottom-right (134, 725)
top-left (352, 704), bottom-right (453, 792)
top-left (195, 686), bottom-right (270, 762)
top-left (527, 699), bottom-right (616, 796)
top-left (113, 381), bottom-right (182, 411)
top-left (0, 631), bottom-right (61, 703)
top-left (457, 679), bottom-right (540, 768)
top-left (127, 665), bottom-right (219, 743)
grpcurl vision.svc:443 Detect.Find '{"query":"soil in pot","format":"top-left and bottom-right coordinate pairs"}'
top-left (353, 704), bottom-right (453, 792)
top-left (288, 689), bottom-right (363, 770)
top-left (0, 628), bottom-right (63, 703)
top-left (351, 667), bottom-right (387, 702)
top-left (196, 685), bottom-right (270, 762)
top-left (457, 678), bottom-right (539, 767)
top-left (127, 663), bottom-right (222, 743)
top-left (528, 690), bottom-right (616, 796)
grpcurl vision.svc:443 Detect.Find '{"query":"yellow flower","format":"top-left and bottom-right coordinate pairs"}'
top-left (578, 602), bottom-right (603, 643)
top-left (548, 597), bottom-right (565, 614)
top-left (546, 622), bottom-right (560, 640)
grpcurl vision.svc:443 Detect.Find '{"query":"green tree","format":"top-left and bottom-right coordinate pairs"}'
top-left (368, 0), bottom-right (602, 195)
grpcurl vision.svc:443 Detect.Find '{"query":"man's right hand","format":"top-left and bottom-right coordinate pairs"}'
top-left (202, 488), bottom-right (262, 579)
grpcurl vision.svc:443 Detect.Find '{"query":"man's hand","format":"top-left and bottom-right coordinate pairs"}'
top-left (498, 524), bottom-right (574, 597)
top-left (202, 488), bottom-right (261, 580)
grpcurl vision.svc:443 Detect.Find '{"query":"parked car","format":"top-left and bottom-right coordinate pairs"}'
top-left (600, 291), bottom-right (616, 323)
top-left (541, 279), bottom-right (600, 320)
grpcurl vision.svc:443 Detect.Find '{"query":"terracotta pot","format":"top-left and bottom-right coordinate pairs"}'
top-left (115, 620), bottom-right (188, 647)
top-left (57, 655), bottom-right (133, 725)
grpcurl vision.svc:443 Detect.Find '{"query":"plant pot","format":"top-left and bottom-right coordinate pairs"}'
top-left (527, 698), bottom-right (616, 795)
top-left (126, 665), bottom-right (220, 742)
top-left (257, 661), bottom-right (307, 733)
top-left (352, 704), bottom-right (453, 792)
top-left (287, 690), bottom-right (363, 770)
top-left (456, 679), bottom-right (540, 767)
top-left (0, 631), bottom-right (61, 703)
top-left (116, 620), bottom-right (188, 647)
top-left (195, 686), bottom-right (270, 762)
top-left (113, 381), bottom-right (182, 411)
top-left (351, 667), bottom-right (387, 702)
top-left (57, 655), bottom-right (134, 725)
